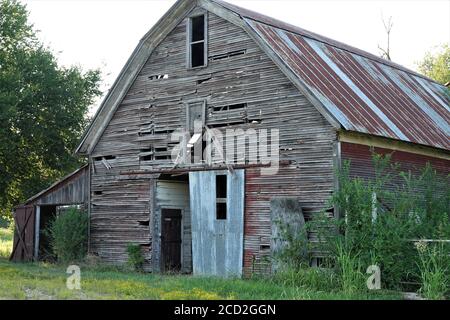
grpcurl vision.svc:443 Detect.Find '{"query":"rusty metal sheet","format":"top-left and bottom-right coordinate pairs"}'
top-left (245, 19), bottom-right (449, 150)
top-left (211, 0), bottom-right (449, 150)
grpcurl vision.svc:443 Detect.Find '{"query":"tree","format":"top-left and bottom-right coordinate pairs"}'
top-left (378, 15), bottom-right (393, 61)
top-left (417, 44), bottom-right (450, 85)
top-left (0, 0), bottom-right (101, 220)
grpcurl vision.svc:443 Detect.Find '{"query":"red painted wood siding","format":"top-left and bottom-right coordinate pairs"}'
top-left (341, 142), bottom-right (449, 183)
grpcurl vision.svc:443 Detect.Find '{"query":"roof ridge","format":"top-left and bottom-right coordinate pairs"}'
top-left (211, 0), bottom-right (442, 85)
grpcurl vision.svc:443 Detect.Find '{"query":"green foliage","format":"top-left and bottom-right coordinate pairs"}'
top-left (417, 44), bottom-right (450, 85)
top-left (274, 152), bottom-right (449, 297)
top-left (47, 208), bottom-right (88, 263)
top-left (271, 266), bottom-right (341, 292)
top-left (415, 241), bottom-right (449, 300)
top-left (0, 0), bottom-right (102, 220)
top-left (0, 227), bottom-right (13, 258)
top-left (273, 218), bottom-right (309, 269)
top-left (335, 240), bottom-right (365, 294)
top-left (126, 243), bottom-right (145, 272)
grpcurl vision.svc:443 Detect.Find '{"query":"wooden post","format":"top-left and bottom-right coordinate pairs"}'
top-left (34, 206), bottom-right (40, 261)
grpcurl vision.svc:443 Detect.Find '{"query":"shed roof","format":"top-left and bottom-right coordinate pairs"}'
top-left (24, 165), bottom-right (88, 205)
top-left (76, 0), bottom-right (450, 154)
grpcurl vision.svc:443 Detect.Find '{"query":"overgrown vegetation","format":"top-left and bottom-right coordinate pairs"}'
top-left (46, 208), bottom-right (88, 263)
top-left (275, 153), bottom-right (449, 299)
top-left (0, 258), bottom-right (401, 300)
top-left (416, 241), bottom-right (448, 300)
top-left (126, 243), bottom-right (145, 272)
top-left (0, 226), bottom-right (13, 259)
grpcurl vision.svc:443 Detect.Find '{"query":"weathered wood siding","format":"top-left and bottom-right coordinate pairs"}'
top-left (90, 173), bottom-right (152, 267)
top-left (90, 8), bottom-right (337, 273)
top-left (341, 142), bottom-right (450, 186)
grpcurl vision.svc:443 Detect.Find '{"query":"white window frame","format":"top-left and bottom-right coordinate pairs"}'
top-left (186, 13), bottom-right (208, 69)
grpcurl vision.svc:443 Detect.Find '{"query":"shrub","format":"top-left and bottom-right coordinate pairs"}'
top-left (335, 240), bottom-right (365, 294)
top-left (126, 243), bottom-right (145, 272)
top-left (274, 151), bottom-right (449, 294)
top-left (415, 241), bottom-right (449, 300)
top-left (47, 208), bottom-right (88, 263)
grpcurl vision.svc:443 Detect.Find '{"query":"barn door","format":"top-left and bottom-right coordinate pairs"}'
top-left (10, 205), bottom-right (35, 262)
top-left (189, 170), bottom-right (245, 277)
top-left (161, 208), bottom-right (182, 272)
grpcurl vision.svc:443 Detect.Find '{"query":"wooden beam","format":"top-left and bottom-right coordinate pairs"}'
top-left (34, 206), bottom-right (40, 261)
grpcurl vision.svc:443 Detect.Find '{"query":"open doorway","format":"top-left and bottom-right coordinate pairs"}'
top-left (161, 208), bottom-right (182, 272)
top-left (37, 205), bottom-right (57, 261)
top-left (153, 174), bottom-right (191, 274)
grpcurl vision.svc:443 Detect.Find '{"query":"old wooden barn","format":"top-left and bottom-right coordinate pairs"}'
top-left (12, 0), bottom-right (449, 277)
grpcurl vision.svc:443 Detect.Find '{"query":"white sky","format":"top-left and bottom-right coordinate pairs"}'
top-left (22, 0), bottom-right (450, 114)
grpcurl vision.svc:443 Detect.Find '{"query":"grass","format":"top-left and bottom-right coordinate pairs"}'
top-left (0, 228), bottom-right (402, 300)
top-left (0, 227), bottom-right (13, 259)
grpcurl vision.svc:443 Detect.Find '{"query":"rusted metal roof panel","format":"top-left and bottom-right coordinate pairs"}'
top-left (210, 0), bottom-right (449, 150)
top-left (244, 19), bottom-right (450, 150)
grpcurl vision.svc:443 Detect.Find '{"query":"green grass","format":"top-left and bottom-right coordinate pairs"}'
top-left (0, 227), bottom-right (13, 259)
top-left (0, 228), bottom-right (401, 300)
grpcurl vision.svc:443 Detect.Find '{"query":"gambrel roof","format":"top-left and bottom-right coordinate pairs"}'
top-left (76, 0), bottom-right (450, 154)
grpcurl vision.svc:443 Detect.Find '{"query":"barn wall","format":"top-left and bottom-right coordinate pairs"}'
top-left (341, 142), bottom-right (450, 192)
top-left (341, 142), bottom-right (449, 177)
top-left (89, 8), bottom-right (336, 272)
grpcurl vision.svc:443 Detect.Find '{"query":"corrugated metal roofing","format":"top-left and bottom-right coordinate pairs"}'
top-left (213, 0), bottom-right (450, 150)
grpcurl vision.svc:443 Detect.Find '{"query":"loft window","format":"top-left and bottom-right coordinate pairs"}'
top-left (188, 14), bottom-right (207, 68)
top-left (216, 174), bottom-right (227, 220)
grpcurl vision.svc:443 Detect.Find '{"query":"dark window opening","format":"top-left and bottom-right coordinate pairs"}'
top-left (140, 155), bottom-right (153, 161)
top-left (191, 43), bottom-right (205, 68)
top-left (216, 202), bottom-right (227, 220)
top-left (191, 15), bottom-right (205, 42)
top-left (155, 155), bottom-right (171, 160)
top-left (210, 49), bottom-right (246, 61)
top-left (188, 15), bottom-right (206, 68)
top-left (216, 174), bottom-right (227, 198)
top-left (94, 191), bottom-right (102, 195)
top-left (138, 220), bottom-right (150, 226)
top-left (216, 174), bottom-right (227, 220)
top-left (207, 121), bottom-right (246, 128)
top-left (260, 244), bottom-right (270, 251)
top-left (212, 103), bottom-right (247, 112)
top-left (140, 146), bottom-right (154, 162)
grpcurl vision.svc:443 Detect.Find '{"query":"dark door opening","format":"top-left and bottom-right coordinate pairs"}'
top-left (38, 205), bottom-right (57, 262)
top-left (161, 208), bottom-right (182, 272)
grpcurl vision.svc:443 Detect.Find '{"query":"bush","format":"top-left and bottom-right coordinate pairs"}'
top-left (415, 241), bottom-right (449, 300)
top-left (47, 208), bottom-right (88, 263)
top-left (274, 152), bottom-right (449, 295)
top-left (126, 243), bottom-right (145, 272)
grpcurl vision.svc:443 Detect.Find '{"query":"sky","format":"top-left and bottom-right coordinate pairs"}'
top-left (22, 0), bottom-right (450, 114)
